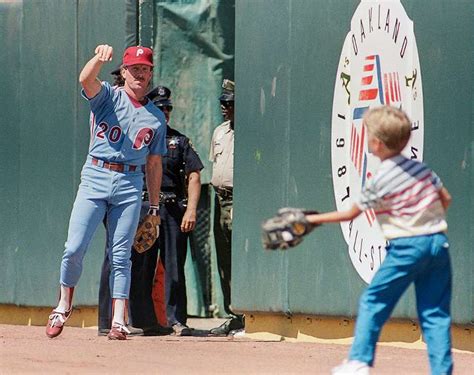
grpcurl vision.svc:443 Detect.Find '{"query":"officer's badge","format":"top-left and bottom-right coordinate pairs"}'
top-left (158, 87), bottom-right (167, 97)
top-left (168, 137), bottom-right (179, 149)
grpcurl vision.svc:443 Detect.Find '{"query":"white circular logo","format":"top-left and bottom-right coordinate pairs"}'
top-left (331, 0), bottom-right (424, 283)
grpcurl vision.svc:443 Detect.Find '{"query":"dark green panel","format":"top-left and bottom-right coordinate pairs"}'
top-left (0, 0), bottom-right (134, 307)
top-left (233, 0), bottom-right (293, 313)
top-left (233, 0), bottom-right (473, 324)
top-left (17, 0), bottom-right (78, 306)
top-left (0, 1), bottom-right (22, 303)
top-left (286, 0), bottom-right (362, 317)
top-left (151, 0), bottom-right (235, 183)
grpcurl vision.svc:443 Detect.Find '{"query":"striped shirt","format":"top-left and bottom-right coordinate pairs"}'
top-left (357, 155), bottom-right (447, 239)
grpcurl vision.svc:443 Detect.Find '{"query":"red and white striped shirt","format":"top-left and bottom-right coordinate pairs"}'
top-left (357, 155), bottom-right (447, 239)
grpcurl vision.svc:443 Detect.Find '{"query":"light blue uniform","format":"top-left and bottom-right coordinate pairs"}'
top-left (60, 82), bottom-right (167, 299)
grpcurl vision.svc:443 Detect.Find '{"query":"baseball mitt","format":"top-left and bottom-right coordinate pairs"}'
top-left (261, 207), bottom-right (320, 250)
top-left (133, 214), bottom-right (161, 253)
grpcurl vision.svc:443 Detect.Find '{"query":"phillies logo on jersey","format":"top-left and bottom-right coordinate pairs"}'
top-left (133, 127), bottom-right (154, 150)
top-left (331, 0), bottom-right (424, 283)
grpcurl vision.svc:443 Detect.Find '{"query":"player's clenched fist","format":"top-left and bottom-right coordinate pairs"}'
top-left (94, 44), bottom-right (113, 62)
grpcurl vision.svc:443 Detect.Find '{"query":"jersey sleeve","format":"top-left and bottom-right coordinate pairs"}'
top-left (183, 137), bottom-right (204, 174)
top-left (148, 115), bottom-right (168, 156)
top-left (81, 81), bottom-right (115, 114)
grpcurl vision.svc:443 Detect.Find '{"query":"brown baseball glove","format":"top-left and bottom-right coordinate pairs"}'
top-left (133, 214), bottom-right (161, 253)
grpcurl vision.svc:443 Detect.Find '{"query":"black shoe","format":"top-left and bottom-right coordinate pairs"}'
top-left (209, 317), bottom-right (245, 337)
top-left (172, 323), bottom-right (193, 336)
top-left (143, 324), bottom-right (174, 336)
top-left (126, 325), bottom-right (144, 336)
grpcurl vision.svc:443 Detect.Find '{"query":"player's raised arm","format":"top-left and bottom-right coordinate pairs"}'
top-left (79, 44), bottom-right (113, 98)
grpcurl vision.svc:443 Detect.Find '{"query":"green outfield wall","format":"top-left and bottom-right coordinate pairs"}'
top-left (232, 0), bottom-right (473, 325)
top-left (1, 0), bottom-right (471, 328)
top-left (0, 0), bottom-right (138, 307)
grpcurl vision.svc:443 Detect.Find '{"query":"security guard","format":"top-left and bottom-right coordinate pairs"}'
top-left (209, 79), bottom-right (245, 336)
top-left (129, 86), bottom-right (204, 335)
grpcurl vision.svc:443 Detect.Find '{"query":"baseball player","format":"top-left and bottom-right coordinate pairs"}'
top-left (45, 45), bottom-right (167, 341)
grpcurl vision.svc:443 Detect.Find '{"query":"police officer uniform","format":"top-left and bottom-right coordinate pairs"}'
top-left (209, 80), bottom-right (244, 335)
top-left (130, 86), bottom-right (204, 333)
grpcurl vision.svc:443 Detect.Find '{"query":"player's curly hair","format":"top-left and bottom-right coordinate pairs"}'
top-left (363, 106), bottom-right (412, 152)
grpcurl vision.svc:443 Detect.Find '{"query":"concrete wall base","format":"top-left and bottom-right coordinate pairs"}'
top-left (1, 305), bottom-right (472, 353)
top-left (244, 312), bottom-right (473, 353)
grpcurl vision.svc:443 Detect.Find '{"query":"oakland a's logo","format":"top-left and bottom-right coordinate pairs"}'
top-left (331, 0), bottom-right (424, 283)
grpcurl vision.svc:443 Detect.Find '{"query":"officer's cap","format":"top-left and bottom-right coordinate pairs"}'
top-left (219, 79), bottom-right (235, 102)
top-left (110, 64), bottom-right (122, 76)
top-left (146, 85), bottom-right (173, 107)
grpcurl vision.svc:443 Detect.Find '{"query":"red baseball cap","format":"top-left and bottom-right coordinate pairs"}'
top-left (122, 46), bottom-right (154, 67)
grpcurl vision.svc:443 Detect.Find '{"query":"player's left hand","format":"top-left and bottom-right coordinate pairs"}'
top-left (133, 210), bottom-right (161, 253)
top-left (181, 209), bottom-right (196, 232)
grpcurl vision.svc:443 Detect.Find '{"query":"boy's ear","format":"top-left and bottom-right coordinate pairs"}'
top-left (374, 137), bottom-right (385, 151)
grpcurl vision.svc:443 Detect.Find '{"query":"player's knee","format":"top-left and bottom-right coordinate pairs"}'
top-left (62, 247), bottom-right (85, 266)
top-left (111, 256), bottom-right (131, 271)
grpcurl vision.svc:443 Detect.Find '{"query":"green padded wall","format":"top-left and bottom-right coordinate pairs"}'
top-left (147, 0), bottom-right (235, 184)
top-left (232, 0), bottom-right (473, 324)
top-left (0, 0), bottom-right (136, 306)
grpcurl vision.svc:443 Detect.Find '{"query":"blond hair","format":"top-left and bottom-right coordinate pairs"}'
top-left (363, 106), bottom-right (412, 152)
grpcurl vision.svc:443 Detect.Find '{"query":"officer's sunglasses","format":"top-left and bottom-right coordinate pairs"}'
top-left (158, 105), bottom-right (173, 112)
top-left (220, 101), bottom-right (234, 108)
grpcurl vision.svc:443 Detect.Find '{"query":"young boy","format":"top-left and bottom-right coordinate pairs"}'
top-left (306, 106), bottom-right (453, 375)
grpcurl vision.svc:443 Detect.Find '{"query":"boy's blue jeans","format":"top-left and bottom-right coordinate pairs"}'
top-left (349, 233), bottom-right (453, 375)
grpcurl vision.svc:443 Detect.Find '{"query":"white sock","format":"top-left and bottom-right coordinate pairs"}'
top-left (112, 299), bottom-right (126, 326)
top-left (56, 285), bottom-right (72, 313)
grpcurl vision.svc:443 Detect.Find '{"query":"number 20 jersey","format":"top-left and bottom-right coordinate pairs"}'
top-left (84, 81), bottom-right (168, 165)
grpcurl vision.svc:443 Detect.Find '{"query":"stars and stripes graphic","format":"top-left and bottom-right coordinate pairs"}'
top-left (350, 122), bottom-right (376, 226)
top-left (383, 72), bottom-right (402, 106)
top-left (350, 122), bottom-right (365, 176)
top-left (358, 55), bottom-right (384, 103)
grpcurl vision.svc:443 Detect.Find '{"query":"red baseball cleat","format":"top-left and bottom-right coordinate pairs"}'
top-left (107, 324), bottom-right (129, 340)
top-left (45, 309), bottom-right (72, 338)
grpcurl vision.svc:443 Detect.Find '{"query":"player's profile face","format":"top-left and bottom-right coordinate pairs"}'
top-left (123, 64), bottom-right (153, 90)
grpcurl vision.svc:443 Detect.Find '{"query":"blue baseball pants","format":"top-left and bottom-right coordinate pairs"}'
top-left (60, 160), bottom-right (143, 299)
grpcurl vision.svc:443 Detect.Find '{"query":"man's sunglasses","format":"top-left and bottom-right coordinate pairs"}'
top-left (220, 101), bottom-right (234, 108)
top-left (158, 105), bottom-right (173, 112)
